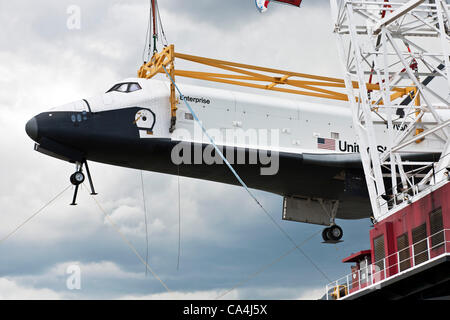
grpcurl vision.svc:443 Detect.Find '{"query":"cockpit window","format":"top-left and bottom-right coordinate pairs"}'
top-left (106, 82), bottom-right (142, 93)
top-left (116, 83), bottom-right (129, 92)
top-left (128, 83), bottom-right (141, 92)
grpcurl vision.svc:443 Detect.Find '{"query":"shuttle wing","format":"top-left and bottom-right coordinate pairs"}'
top-left (303, 153), bottom-right (362, 168)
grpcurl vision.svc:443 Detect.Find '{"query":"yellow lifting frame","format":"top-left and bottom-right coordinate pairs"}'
top-left (137, 45), bottom-right (414, 131)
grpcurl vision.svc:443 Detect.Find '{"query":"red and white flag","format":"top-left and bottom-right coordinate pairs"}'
top-left (317, 137), bottom-right (336, 151)
top-left (255, 0), bottom-right (302, 13)
top-left (255, 0), bottom-right (270, 13)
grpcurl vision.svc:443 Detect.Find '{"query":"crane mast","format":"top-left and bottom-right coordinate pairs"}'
top-left (330, 0), bottom-right (450, 222)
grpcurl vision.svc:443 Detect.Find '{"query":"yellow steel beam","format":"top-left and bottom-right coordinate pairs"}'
top-left (138, 45), bottom-right (175, 79)
top-left (174, 52), bottom-right (346, 83)
top-left (138, 46), bottom-right (409, 100)
top-left (137, 45), bottom-right (415, 129)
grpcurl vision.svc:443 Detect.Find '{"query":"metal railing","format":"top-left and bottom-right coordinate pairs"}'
top-left (324, 229), bottom-right (450, 300)
top-left (376, 152), bottom-right (450, 221)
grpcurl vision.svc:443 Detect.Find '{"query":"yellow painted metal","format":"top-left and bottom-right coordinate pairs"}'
top-left (138, 45), bottom-right (178, 132)
top-left (414, 87), bottom-right (424, 143)
top-left (330, 285), bottom-right (348, 300)
top-left (138, 45), bottom-right (175, 79)
top-left (172, 51), bottom-right (351, 101)
top-left (137, 45), bottom-right (415, 129)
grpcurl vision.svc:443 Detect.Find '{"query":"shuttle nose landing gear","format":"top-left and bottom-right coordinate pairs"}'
top-left (322, 225), bottom-right (343, 243)
top-left (70, 171), bottom-right (85, 185)
top-left (70, 160), bottom-right (98, 206)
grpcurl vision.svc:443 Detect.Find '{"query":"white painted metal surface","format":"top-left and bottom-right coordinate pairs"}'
top-left (331, 0), bottom-right (450, 221)
top-left (50, 78), bottom-right (449, 159)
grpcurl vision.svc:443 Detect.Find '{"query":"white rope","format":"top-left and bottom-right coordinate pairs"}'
top-left (140, 171), bottom-right (150, 277)
top-left (0, 185), bottom-right (71, 245)
top-left (177, 165), bottom-right (181, 271)
top-left (89, 191), bottom-right (171, 293)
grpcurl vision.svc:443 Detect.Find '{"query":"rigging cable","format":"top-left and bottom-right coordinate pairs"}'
top-left (0, 185), bottom-right (71, 245)
top-left (151, 0), bottom-right (158, 54)
top-left (142, 0), bottom-right (153, 63)
top-left (177, 165), bottom-right (181, 271)
top-left (162, 65), bottom-right (331, 283)
top-left (142, 0), bottom-right (168, 62)
top-left (140, 170), bottom-right (150, 277)
top-left (155, 0), bottom-right (168, 47)
top-left (88, 189), bottom-right (171, 293)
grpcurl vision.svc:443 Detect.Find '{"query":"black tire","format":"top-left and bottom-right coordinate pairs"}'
top-left (70, 171), bottom-right (85, 186)
top-left (322, 227), bottom-right (330, 241)
top-left (327, 225), bottom-right (343, 241)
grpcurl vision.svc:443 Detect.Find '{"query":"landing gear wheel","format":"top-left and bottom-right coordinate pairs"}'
top-left (70, 171), bottom-right (85, 186)
top-left (322, 225), bottom-right (343, 242)
top-left (69, 160), bottom-right (98, 206)
top-left (327, 225), bottom-right (343, 241)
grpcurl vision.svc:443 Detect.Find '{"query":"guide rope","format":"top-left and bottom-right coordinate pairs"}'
top-left (140, 171), bottom-right (150, 277)
top-left (177, 165), bottom-right (182, 271)
top-left (89, 190), bottom-right (171, 293)
top-left (0, 185), bottom-right (71, 245)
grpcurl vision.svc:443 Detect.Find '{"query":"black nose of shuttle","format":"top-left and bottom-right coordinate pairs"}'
top-left (25, 117), bottom-right (39, 141)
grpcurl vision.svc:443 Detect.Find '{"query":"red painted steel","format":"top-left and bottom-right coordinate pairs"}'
top-left (342, 182), bottom-right (449, 288)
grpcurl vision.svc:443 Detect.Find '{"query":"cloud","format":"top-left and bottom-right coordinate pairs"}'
top-left (49, 260), bottom-right (143, 280)
top-left (0, 278), bottom-right (62, 300)
top-left (119, 286), bottom-right (324, 300)
top-left (296, 287), bottom-right (326, 300)
top-left (120, 289), bottom-right (239, 300)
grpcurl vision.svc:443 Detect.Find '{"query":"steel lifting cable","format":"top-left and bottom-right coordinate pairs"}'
top-left (0, 185), bottom-right (72, 245)
top-left (162, 66), bottom-right (331, 283)
top-left (142, 0), bottom-right (168, 62)
top-left (88, 189), bottom-right (171, 293)
top-left (215, 229), bottom-right (322, 300)
top-left (142, 0), bottom-right (153, 63)
top-left (155, 0), bottom-right (168, 47)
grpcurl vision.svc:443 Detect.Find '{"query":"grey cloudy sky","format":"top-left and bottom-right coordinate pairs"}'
top-left (0, 0), bottom-right (372, 299)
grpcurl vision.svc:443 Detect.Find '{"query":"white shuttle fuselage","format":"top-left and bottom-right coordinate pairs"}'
top-left (25, 78), bottom-right (448, 226)
top-left (85, 78), bottom-right (444, 156)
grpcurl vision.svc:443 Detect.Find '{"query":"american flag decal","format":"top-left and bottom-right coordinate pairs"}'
top-left (317, 137), bottom-right (335, 150)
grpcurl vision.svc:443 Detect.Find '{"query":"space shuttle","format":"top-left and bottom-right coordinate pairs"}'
top-left (25, 78), bottom-right (448, 242)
